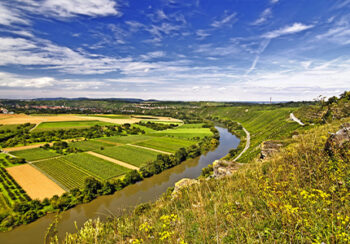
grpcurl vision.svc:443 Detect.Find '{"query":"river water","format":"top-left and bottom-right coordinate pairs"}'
top-left (0, 126), bottom-right (239, 244)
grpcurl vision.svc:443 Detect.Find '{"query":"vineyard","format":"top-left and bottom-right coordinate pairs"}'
top-left (11, 148), bottom-right (59, 162)
top-left (0, 166), bottom-right (31, 209)
top-left (94, 145), bottom-right (161, 167)
top-left (63, 153), bottom-right (130, 180)
top-left (69, 140), bottom-right (114, 152)
top-left (33, 158), bottom-right (90, 190)
top-left (98, 135), bottom-right (154, 144)
top-left (135, 137), bottom-right (196, 153)
top-left (151, 127), bottom-right (212, 139)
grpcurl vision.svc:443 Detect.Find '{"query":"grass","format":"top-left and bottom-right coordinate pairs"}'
top-left (202, 106), bottom-right (301, 162)
top-left (0, 124), bottom-right (21, 131)
top-left (33, 158), bottom-right (91, 190)
top-left (69, 140), bottom-right (114, 151)
top-left (33, 120), bottom-right (114, 132)
top-left (87, 114), bottom-right (132, 119)
top-left (135, 137), bottom-right (196, 153)
top-left (61, 118), bottom-right (350, 243)
top-left (62, 153), bottom-right (130, 180)
top-left (151, 127), bottom-right (212, 139)
top-left (98, 135), bottom-right (154, 144)
top-left (94, 145), bottom-right (160, 167)
top-left (10, 148), bottom-right (60, 162)
top-left (132, 124), bottom-right (156, 133)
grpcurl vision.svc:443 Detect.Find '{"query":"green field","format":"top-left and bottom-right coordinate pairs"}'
top-left (151, 127), bottom-right (212, 139)
top-left (98, 135), bottom-right (154, 144)
top-left (33, 120), bottom-right (114, 132)
top-left (63, 153), bottom-right (129, 180)
top-left (132, 124), bottom-right (156, 133)
top-left (69, 140), bottom-right (114, 151)
top-left (11, 148), bottom-right (60, 162)
top-left (179, 123), bottom-right (204, 128)
top-left (135, 137), bottom-right (196, 153)
top-left (94, 145), bottom-right (160, 167)
top-left (33, 158), bottom-right (90, 190)
top-left (0, 124), bottom-right (21, 131)
top-left (87, 114), bottom-right (132, 119)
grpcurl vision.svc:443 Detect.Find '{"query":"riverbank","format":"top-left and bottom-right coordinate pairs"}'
top-left (0, 126), bottom-right (239, 244)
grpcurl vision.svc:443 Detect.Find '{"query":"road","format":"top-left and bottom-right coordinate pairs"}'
top-left (234, 124), bottom-right (250, 161)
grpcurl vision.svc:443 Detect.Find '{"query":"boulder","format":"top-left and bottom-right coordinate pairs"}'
top-left (325, 123), bottom-right (350, 156)
top-left (212, 160), bottom-right (241, 179)
top-left (260, 140), bottom-right (283, 160)
top-left (171, 178), bottom-right (199, 199)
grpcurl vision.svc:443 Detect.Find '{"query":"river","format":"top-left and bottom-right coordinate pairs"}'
top-left (0, 126), bottom-right (239, 244)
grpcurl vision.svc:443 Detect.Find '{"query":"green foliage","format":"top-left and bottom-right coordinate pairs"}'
top-left (61, 119), bottom-right (350, 243)
top-left (136, 121), bottom-right (179, 131)
top-left (94, 145), bottom-right (161, 167)
top-left (33, 158), bottom-right (91, 190)
top-left (63, 153), bottom-right (130, 180)
top-left (33, 121), bottom-right (114, 132)
top-left (11, 148), bottom-right (59, 162)
top-left (135, 137), bottom-right (197, 153)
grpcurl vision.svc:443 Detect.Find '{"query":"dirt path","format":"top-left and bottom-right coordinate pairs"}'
top-left (86, 151), bottom-right (139, 170)
top-left (234, 124), bottom-right (250, 161)
top-left (29, 122), bottom-right (41, 132)
top-left (95, 139), bottom-right (121, 146)
top-left (126, 144), bottom-right (172, 155)
top-left (290, 113), bottom-right (305, 126)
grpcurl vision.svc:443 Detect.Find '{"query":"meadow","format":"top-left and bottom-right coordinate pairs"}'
top-left (135, 137), bottom-right (196, 153)
top-left (94, 145), bottom-right (161, 167)
top-left (11, 148), bottom-right (60, 162)
top-left (68, 140), bottom-right (114, 151)
top-left (33, 120), bottom-right (114, 132)
top-left (151, 127), bottom-right (212, 139)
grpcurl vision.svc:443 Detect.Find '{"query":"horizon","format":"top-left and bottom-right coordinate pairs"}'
top-left (0, 0), bottom-right (349, 100)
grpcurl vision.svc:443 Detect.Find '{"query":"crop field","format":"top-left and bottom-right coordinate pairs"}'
top-left (179, 123), bottom-right (204, 128)
top-left (69, 140), bottom-right (114, 151)
top-left (33, 120), bottom-right (114, 132)
top-left (6, 164), bottom-right (65, 200)
top-left (87, 114), bottom-right (132, 119)
top-left (151, 127), bottom-right (212, 139)
top-left (33, 158), bottom-right (91, 190)
top-left (135, 137), bottom-right (196, 153)
top-left (10, 148), bottom-right (60, 162)
top-left (0, 114), bottom-right (95, 125)
top-left (63, 153), bottom-right (130, 180)
top-left (94, 145), bottom-right (160, 167)
top-left (98, 135), bottom-right (154, 144)
top-left (132, 124), bottom-right (156, 133)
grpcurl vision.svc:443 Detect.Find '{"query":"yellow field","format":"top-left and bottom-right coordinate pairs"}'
top-left (0, 114), bottom-right (181, 125)
top-left (6, 164), bottom-right (66, 200)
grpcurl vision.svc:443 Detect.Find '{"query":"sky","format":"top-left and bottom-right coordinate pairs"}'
top-left (0, 0), bottom-right (349, 101)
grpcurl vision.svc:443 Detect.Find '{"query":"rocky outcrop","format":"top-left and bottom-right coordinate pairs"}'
top-left (212, 160), bottom-right (241, 179)
top-left (260, 140), bottom-right (283, 160)
top-left (171, 178), bottom-right (199, 199)
top-left (325, 123), bottom-right (350, 156)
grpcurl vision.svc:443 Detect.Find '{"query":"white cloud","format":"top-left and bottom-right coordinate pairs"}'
top-left (262, 23), bottom-right (314, 39)
top-left (196, 29), bottom-right (210, 39)
top-left (40, 0), bottom-right (119, 18)
top-left (252, 8), bottom-right (272, 25)
top-left (0, 2), bottom-right (29, 26)
top-left (211, 12), bottom-right (237, 28)
top-left (0, 72), bottom-right (54, 88)
top-left (316, 17), bottom-right (350, 45)
top-left (271, 0), bottom-right (279, 4)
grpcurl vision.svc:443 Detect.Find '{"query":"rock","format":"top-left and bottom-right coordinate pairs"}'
top-left (260, 140), bottom-right (283, 160)
top-left (325, 123), bottom-right (350, 156)
top-left (212, 160), bottom-right (241, 179)
top-left (171, 178), bottom-right (199, 199)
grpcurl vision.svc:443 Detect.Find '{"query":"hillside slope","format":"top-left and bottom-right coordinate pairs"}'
top-left (55, 114), bottom-right (350, 243)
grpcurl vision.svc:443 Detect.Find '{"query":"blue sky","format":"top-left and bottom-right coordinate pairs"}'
top-left (0, 0), bottom-right (349, 101)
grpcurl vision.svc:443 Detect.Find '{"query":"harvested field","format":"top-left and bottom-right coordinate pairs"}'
top-left (0, 114), bottom-right (95, 125)
top-left (6, 164), bottom-right (65, 200)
